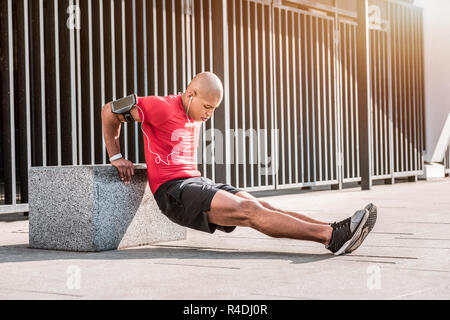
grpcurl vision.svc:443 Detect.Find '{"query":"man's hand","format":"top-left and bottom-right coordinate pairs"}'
top-left (111, 158), bottom-right (135, 185)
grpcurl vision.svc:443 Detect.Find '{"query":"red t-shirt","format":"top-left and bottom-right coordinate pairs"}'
top-left (136, 94), bottom-right (202, 194)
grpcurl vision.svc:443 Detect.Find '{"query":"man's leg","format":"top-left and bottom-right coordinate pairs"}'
top-left (234, 191), bottom-right (330, 226)
top-left (206, 190), bottom-right (333, 245)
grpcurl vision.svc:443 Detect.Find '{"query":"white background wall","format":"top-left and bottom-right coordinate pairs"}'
top-left (415, 0), bottom-right (450, 162)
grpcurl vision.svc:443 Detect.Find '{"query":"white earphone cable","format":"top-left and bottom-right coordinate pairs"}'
top-left (136, 95), bottom-right (193, 166)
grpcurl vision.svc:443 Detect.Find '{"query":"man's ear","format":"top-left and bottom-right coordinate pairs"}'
top-left (187, 89), bottom-right (197, 99)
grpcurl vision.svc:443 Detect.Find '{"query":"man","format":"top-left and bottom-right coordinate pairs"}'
top-left (102, 72), bottom-right (377, 255)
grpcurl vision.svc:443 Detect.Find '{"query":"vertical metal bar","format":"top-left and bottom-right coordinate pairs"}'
top-left (280, 8), bottom-right (286, 185)
top-left (298, 13), bottom-right (305, 184)
top-left (240, 0), bottom-right (246, 187)
top-left (392, 3), bottom-right (399, 173)
top-left (353, 24), bottom-right (360, 178)
top-left (211, 0), bottom-right (230, 184)
top-left (142, 0), bottom-right (149, 96)
top-left (162, 0), bottom-right (168, 96)
top-left (181, 0), bottom-right (186, 90)
top-left (408, 6), bottom-right (417, 173)
top-left (111, 1), bottom-right (116, 98)
top-left (292, 12), bottom-right (298, 184)
top-left (132, 0), bottom-right (139, 162)
top-left (378, 28), bottom-right (383, 176)
top-left (374, 30), bottom-right (380, 176)
top-left (171, 0), bottom-right (176, 92)
top-left (304, 14), bottom-right (310, 182)
top-left (419, 8), bottom-right (425, 165)
top-left (280, 10), bottom-right (292, 183)
top-left (232, 0), bottom-right (239, 188)
top-left (54, 0), bottom-right (61, 165)
top-left (321, 18), bottom-right (328, 181)
top-left (387, 3), bottom-right (395, 180)
top-left (248, 1), bottom-right (254, 187)
top-left (270, 3), bottom-right (277, 186)
top-left (121, 0), bottom-right (128, 158)
top-left (335, 19), bottom-right (344, 186)
top-left (7, 0), bottom-right (16, 203)
top-left (100, 0), bottom-right (106, 163)
top-left (369, 28), bottom-right (374, 176)
top-left (143, 0), bottom-right (148, 96)
top-left (24, 0), bottom-right (32, 171)
top-left (191, 0), bottom-right (196, 77)
top-left (408, 6), bottom-right (413, 172)
top-left (382, 31), bottom-right (389, 175)
top-left (200, 0), bottom-right (207, 175)
top-left (356, 0), bottom-right (373, 190)
top-left (208, 0), bottom-right (216, 181)
top-left (399, 5), bottom-right (405, 172)
top-left (338, 21), bottom-right (345, 181)
top-left (343, 23), bottom-right (349, 179)
top-left (198, 0), bottom-right (205, 172)
top-left (210, 0), bottom-right (216, 180)
top-left (262, 3), bottom-right (269, 186)
top-left (310, 15), bottom-right (316, 182)
top-left (186, 0), bottom-right (192, 85)
top-left (316, 16), bottom-right (322, 182)
top-left (349, 24), bottom-right (355, 178)
top-left (255, 2), bottom-right (261, 187)
top-left (413, 8), bottom-right (420, 171)
top-left (285, 10), bottom-right (292, 184)
top-left (76, 0), bottom-right (82, 164)
top-left (200, 0), bottom-right (205, 71)
top-left (198, 0), bottom-right (205, 174)
top-left (332, 18), bottom-right (339, 184)
top-left (39, 0), bottom-right (47, 166)
top-left (411, 7), bottom-right (418, 172)
top-left (404, 6), bottom-right (411, 172)
top-left (327, 20), bottom-right (333, 181)
top-left (89, 0), bottom-right (95, 164)
top-left (69, 0), bottom-right (78, 164)
top-left (153, 0), bottom-right (159, 94)
top-left (314, 16), bottom-right (321, 182)
top-left (209, 0), bottom-right (220, 181)
top-left (416, 7), bottom-right (423, 164)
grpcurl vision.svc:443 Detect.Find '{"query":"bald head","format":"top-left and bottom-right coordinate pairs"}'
top-left (187, 72), bottom-right (223, 102)
top-left (181, 72), bottom-right (223, 122)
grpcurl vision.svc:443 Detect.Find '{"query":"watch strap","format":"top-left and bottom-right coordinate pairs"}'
top-left (124, 111), bottom-right (134, 123)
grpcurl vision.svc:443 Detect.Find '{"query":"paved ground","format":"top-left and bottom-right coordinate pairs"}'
top-left (1, 178), bottom-right (450, 300)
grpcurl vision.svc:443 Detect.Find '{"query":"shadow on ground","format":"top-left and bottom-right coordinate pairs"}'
top-left (0, 243), bottom-right (334, 265)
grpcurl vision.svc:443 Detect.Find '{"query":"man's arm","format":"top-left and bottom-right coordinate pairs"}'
top-left (101, 102), bottom-right (139, 184)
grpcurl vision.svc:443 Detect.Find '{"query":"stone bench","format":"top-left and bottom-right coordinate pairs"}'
top-left (28, 165), bottom-right (186, 252)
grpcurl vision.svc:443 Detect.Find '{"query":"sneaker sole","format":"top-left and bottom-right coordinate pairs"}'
top-left (365, 203), bottom-right (378, 233)
top-left (334, 209), bottom-right (369, 256)
top-left (344, 205), bottom-right (377, 254)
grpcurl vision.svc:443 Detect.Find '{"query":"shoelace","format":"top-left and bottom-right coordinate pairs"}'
top-left (328, 218), bottom-right (352, 252)
top-left (334, 217), bottom-right (351, 232)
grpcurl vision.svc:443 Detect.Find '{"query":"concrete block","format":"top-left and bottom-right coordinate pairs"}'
top-left (28, 165), bottom-right (186, 252)
top-left (418, 163), bottom-right (446, 180)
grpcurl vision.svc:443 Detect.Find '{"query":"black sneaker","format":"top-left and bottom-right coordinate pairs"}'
top-left (341, 203), bottom-right (378, 254)
top-left (326, 209), bottom-right (369, 256)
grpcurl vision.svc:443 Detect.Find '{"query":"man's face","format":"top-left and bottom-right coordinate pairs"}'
top-left (188, 91), bottom-right (222, 122)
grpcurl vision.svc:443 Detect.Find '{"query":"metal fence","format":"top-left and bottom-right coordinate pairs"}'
top-left (272, 5), bottom-right (337, 189)
top-left (1, 0), bottom-right (427, 214)
top-left (389, 0), bottom-right (424, 179)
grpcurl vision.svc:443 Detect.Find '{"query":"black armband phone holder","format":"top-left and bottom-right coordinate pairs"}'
top-left (111, 94), bottom-right (137, 123)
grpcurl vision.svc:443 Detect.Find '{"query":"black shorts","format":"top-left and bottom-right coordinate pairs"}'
top-left (154, 176), bottom-right (243, 234)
